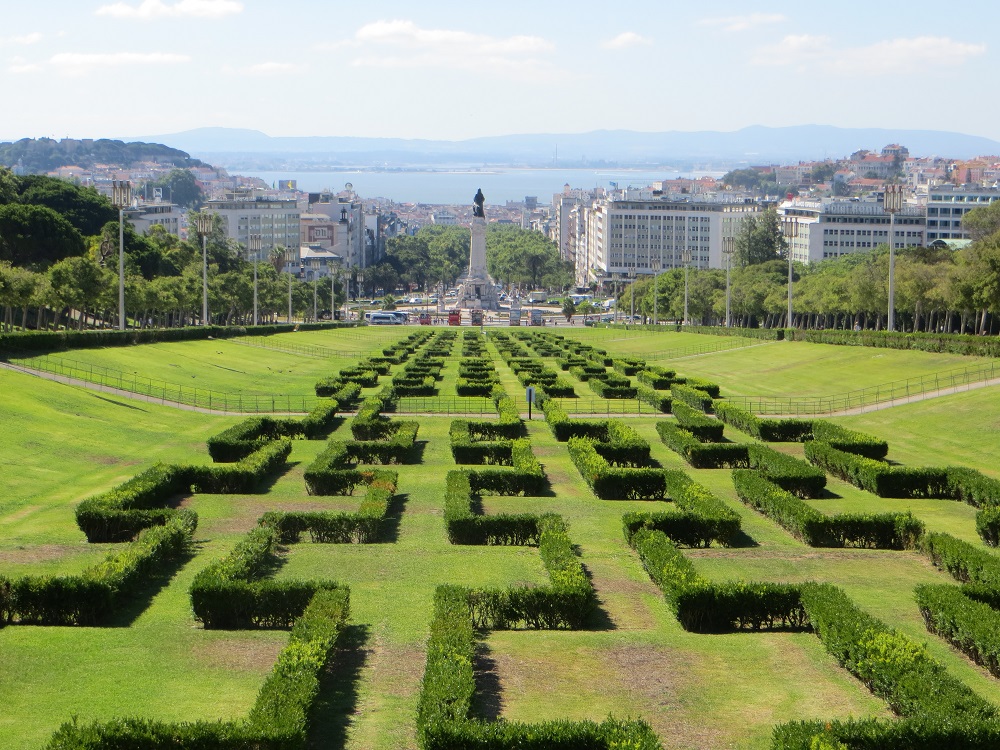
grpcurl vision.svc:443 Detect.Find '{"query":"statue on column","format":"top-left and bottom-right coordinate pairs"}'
top-left (473, 188), bottom-right (486, 218)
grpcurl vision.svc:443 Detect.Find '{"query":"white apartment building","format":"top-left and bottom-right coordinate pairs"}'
top-left (203, 192), bottom-right (301, 265)
top-left (925, 186), bottom-right (1000, 242)
top-left (779, 199), bottom-right (925, 263)
top-left (124, 201), bottom-right (184, 237)
top-left (574, 194), bottom-right (762, 287)
top-left (305, 192), bottom-right (366, 268)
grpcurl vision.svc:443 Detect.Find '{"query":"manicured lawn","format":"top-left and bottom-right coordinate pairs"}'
top-left (3, 328), bottom-right (1000, 749)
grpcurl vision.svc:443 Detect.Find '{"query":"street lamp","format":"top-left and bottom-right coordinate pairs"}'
top-left (332, 265), bottom-right (341, 322)
top-left (652, 255), bottom-right (662, 326)
top-left (247, 234), bottom-right (262, 326)
top-left (194, 212), bottom-right (215, 326)
top-left (287, 253), bottom-right (294, 323)
top-left (781, 216), bottom-right (800, 329)
top-left (884, 184), bottom-right (904, 332)
top-left (313, 277), bottom-right (318, 322)
top-left (722, 235), bottom-right (736, 327)
top-left (682, 248), bottom-right (692, 325)
top-left (111, 180), bottom-right (132, 330)
top-left (628, 266), bottom-right (637, 326)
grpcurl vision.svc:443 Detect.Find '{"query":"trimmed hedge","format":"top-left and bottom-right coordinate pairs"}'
top-left (261, 470), bottom-right (397, 544)
top-left (811, 421), bottom-right (889, 459)
top-left (637, 383), bottom-right (672, 412)
top-left (2, 513), bottom-right (195, 626)
top-left (46, 586), bottom-right (350, 748)
top-left (567, 437), bottom-right (666, 500)
top-left (746, 443), bottom-right (826, 498)
top-left (804, 441), bottom-right (949, 498)
top-left (76, 441), bottom-right (289, 542)
top-left (713, 401), bottom-right (814, 442)
top-left (541, 398), bottom-right (609, 441)
top-left (733, 470), bottom-right (923, 549)
top-left (670, 383), bottom-right (714, 412)
top-left (916, 584), bottom-right (1000, 678)
top-left (415, 586), bottom-right (659, 750)
top-left (190, 526), bottom-right (342, 629)
top-left (656, 421), bottom-right (750, 469)
top-left (799, 581), bottom-right (995, 722)
top-left (628, 528), bottom-right (804, 633)
top-left (787, 328), bottom-right (1000, 357)
top-left (672, 400), bottom-right (725, 441)
top-left (207, 416), bottom-right (303, 462)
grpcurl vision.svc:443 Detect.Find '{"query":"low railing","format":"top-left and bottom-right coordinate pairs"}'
top-left (4, 352), bottom-right (322, 413)
top-left (729, 361), bottom-right (1000, 416)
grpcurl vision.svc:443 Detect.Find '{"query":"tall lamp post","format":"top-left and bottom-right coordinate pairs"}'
top-left (332, 266), bottom-right (341, 322)
top-left (312, 278), bottom-right (318, 322)
top-left (194, 213), bottom-right (214, 326)
top-left (111, 180), bottom-right (132, 330)
top-left (652, 255), bottom-right (661, 326)
top-left (682, 248), bottom-right (692, 325)
top-left (628, 266), bottom-right (636, 326)
top-left (884, 184), bottom-right (904, 332)
top-left (287, 254), bottom-right (294, 323)
top-left (722, 235), bottom-right (735, 327)
top-left (248, 234), bottom-right (262, 326)
top-left (781, 216), bottom-right (800, 329)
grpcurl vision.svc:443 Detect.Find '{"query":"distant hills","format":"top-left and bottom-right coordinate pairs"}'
top-left (0, 138), bottom-right (205, 173)
top-left (132, 125), bottom-right (1000, 169)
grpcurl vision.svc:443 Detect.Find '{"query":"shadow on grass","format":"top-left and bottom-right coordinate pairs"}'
top-left (378, 493), bottom-right (409, 543)
top-left (726, 530), bottom-right (760, 548)
top-left (87, 393), bottom-right (150, 411)
top-left (307, 416), bottom-right (348, 440)
top-left (307, 623), bottom-right (371, 749)
top-left (103, 546), bottom-right (198, 628)
top-left (580, 563), bottom-right (617, 632)
top-left (472, 641), bottom-right (503, 721)
top-left (404, 440), bottom-right (428, 464)
top-left (249, 459), bottom-right (301, 494)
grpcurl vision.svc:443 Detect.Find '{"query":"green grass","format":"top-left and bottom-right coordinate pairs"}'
top-left (3, 330), bottom-right (1000, 749)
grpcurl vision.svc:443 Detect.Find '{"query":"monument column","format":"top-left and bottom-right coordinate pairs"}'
top-left (469, 216), bottom-right (487, 275)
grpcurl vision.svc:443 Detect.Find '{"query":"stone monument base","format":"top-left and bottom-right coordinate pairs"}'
top-left (455, 216), bottom-right (500, 311)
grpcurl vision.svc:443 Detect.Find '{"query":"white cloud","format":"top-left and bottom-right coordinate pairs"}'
top-left (333, 19), bottom-right (555, 76)
top-left (699, 13), bottom-right (786, 32)
top-left (602, 32), bottom-right (651, 50)
top-left (49, 51), bottom-right (191, 74)
top-left (753, 34), bottom-right (985, 74)
top-left (96, 0), bottom-right (243, 20)
top-left (1, 32), bottom-right (43, 46)
top-left (7, 56), bottom-right (42, 73)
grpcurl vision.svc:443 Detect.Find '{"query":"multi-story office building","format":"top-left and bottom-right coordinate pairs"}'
top-left (573, 193), bottom-right (762, 288)
top-left (203, 191), bottom-right (301, 266)
top-left (304, 192), bottom-right (366, 268)
top-left (925, 186), bottom-right (1000, 242)
top-left (779, 199), bottom-right (925, 263)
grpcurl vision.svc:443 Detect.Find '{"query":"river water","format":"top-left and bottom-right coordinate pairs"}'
top-left (232, 167), bottom-right (725, 205)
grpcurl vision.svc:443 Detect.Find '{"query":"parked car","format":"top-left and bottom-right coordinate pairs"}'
top-left (369, 312), bottom-right (403, 325)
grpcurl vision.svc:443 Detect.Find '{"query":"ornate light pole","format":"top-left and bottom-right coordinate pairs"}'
top-left (332, 265), bottom-right (341, 322)
top-left (628, 266), bottom-right (636, 325)
top-left (247, 234), bottom-right (262, 326)
top-left (781, 216), bottom-right (800, 329)
top-left (111, 180), bottom-right (132, 330)
top-left (652, 255), bottom-right (662, 325)
top-left (682, 248), bottom-right (692, 325)
top-left (194, 212), bottom-right (214, 326)
top-left (722, 235), bottom-right (736, 327)
top-left (884, 184), bottom-right (904, 331)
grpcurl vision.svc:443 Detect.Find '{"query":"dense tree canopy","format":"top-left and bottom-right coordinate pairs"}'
top-left (148, 168), bottom-right (204, 208)
top-left (734, 207), bottom-right (786, 266)
top-left (0, 203), bottom-right (86, 267)
top-left (14, 175), bottom-right (117, 236)
top-left (486, 224), bottom-right (571, 290)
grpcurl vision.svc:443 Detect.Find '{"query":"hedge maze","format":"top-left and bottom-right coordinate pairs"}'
top-left (7, 326), bottom-right (1000, 749)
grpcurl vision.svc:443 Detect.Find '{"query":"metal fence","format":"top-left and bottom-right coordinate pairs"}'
top-left (5, 353), bottom-right (321, 413)
top-left (643, 336), bottom-right (769, 362)
top-left (386, 396), bottom-right (495, 415)
top-left (729, 361), bottom-right (1000, 416)
top-left (227, 336), bottom-right (373, 360)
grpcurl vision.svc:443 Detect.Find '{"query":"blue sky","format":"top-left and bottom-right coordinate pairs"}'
top-left (1, 0), bottom-right (997, 142)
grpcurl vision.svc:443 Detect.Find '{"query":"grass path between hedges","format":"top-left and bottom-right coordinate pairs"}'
top-left (3, 329), bottom-right (1000, 748)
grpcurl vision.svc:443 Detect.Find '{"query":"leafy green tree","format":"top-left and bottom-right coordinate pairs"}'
top-left (48, 255), bottom-right (109, 330)
top-left (962, 200), bottom-right (1000, 242)
top-left (561, 298), bottom-right (576, 321)
top-left (810, 162), bottom-right (837, 183)
top-left (735, 208), bottom-right (786, 267)
top-left (0, 167), bottom-right (17, 204)
top-left (721, 168), bottom-right (776, 191)
top-left (486, 224), bottom-right (563, 290)
top-left (0, 203), bottom-right (86, 267)
top-left (150, 168), bottom-right (204, 208)
top-left (16, 175), bottom-right (116, 236)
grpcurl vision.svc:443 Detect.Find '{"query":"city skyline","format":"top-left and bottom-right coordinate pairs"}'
top-left (1, 0), bottom-right (997, 142)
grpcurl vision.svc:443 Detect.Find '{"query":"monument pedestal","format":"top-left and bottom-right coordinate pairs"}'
top-left (456, 217), bottom-right (500, 311)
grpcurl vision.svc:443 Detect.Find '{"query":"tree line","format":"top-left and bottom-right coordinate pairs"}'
top-left (621, 201), bottom-right (1000, 334)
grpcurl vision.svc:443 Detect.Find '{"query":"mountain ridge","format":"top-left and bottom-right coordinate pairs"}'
top-left (128, 125), bottom-right (1000, 166)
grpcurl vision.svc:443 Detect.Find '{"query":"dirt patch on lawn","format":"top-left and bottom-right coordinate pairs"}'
top-left (192, 636), bottom-right (285, 673)
top-left (0, 543), bottom-right (82, 565)
top-left (603, 645), bottom-right (725, 749)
